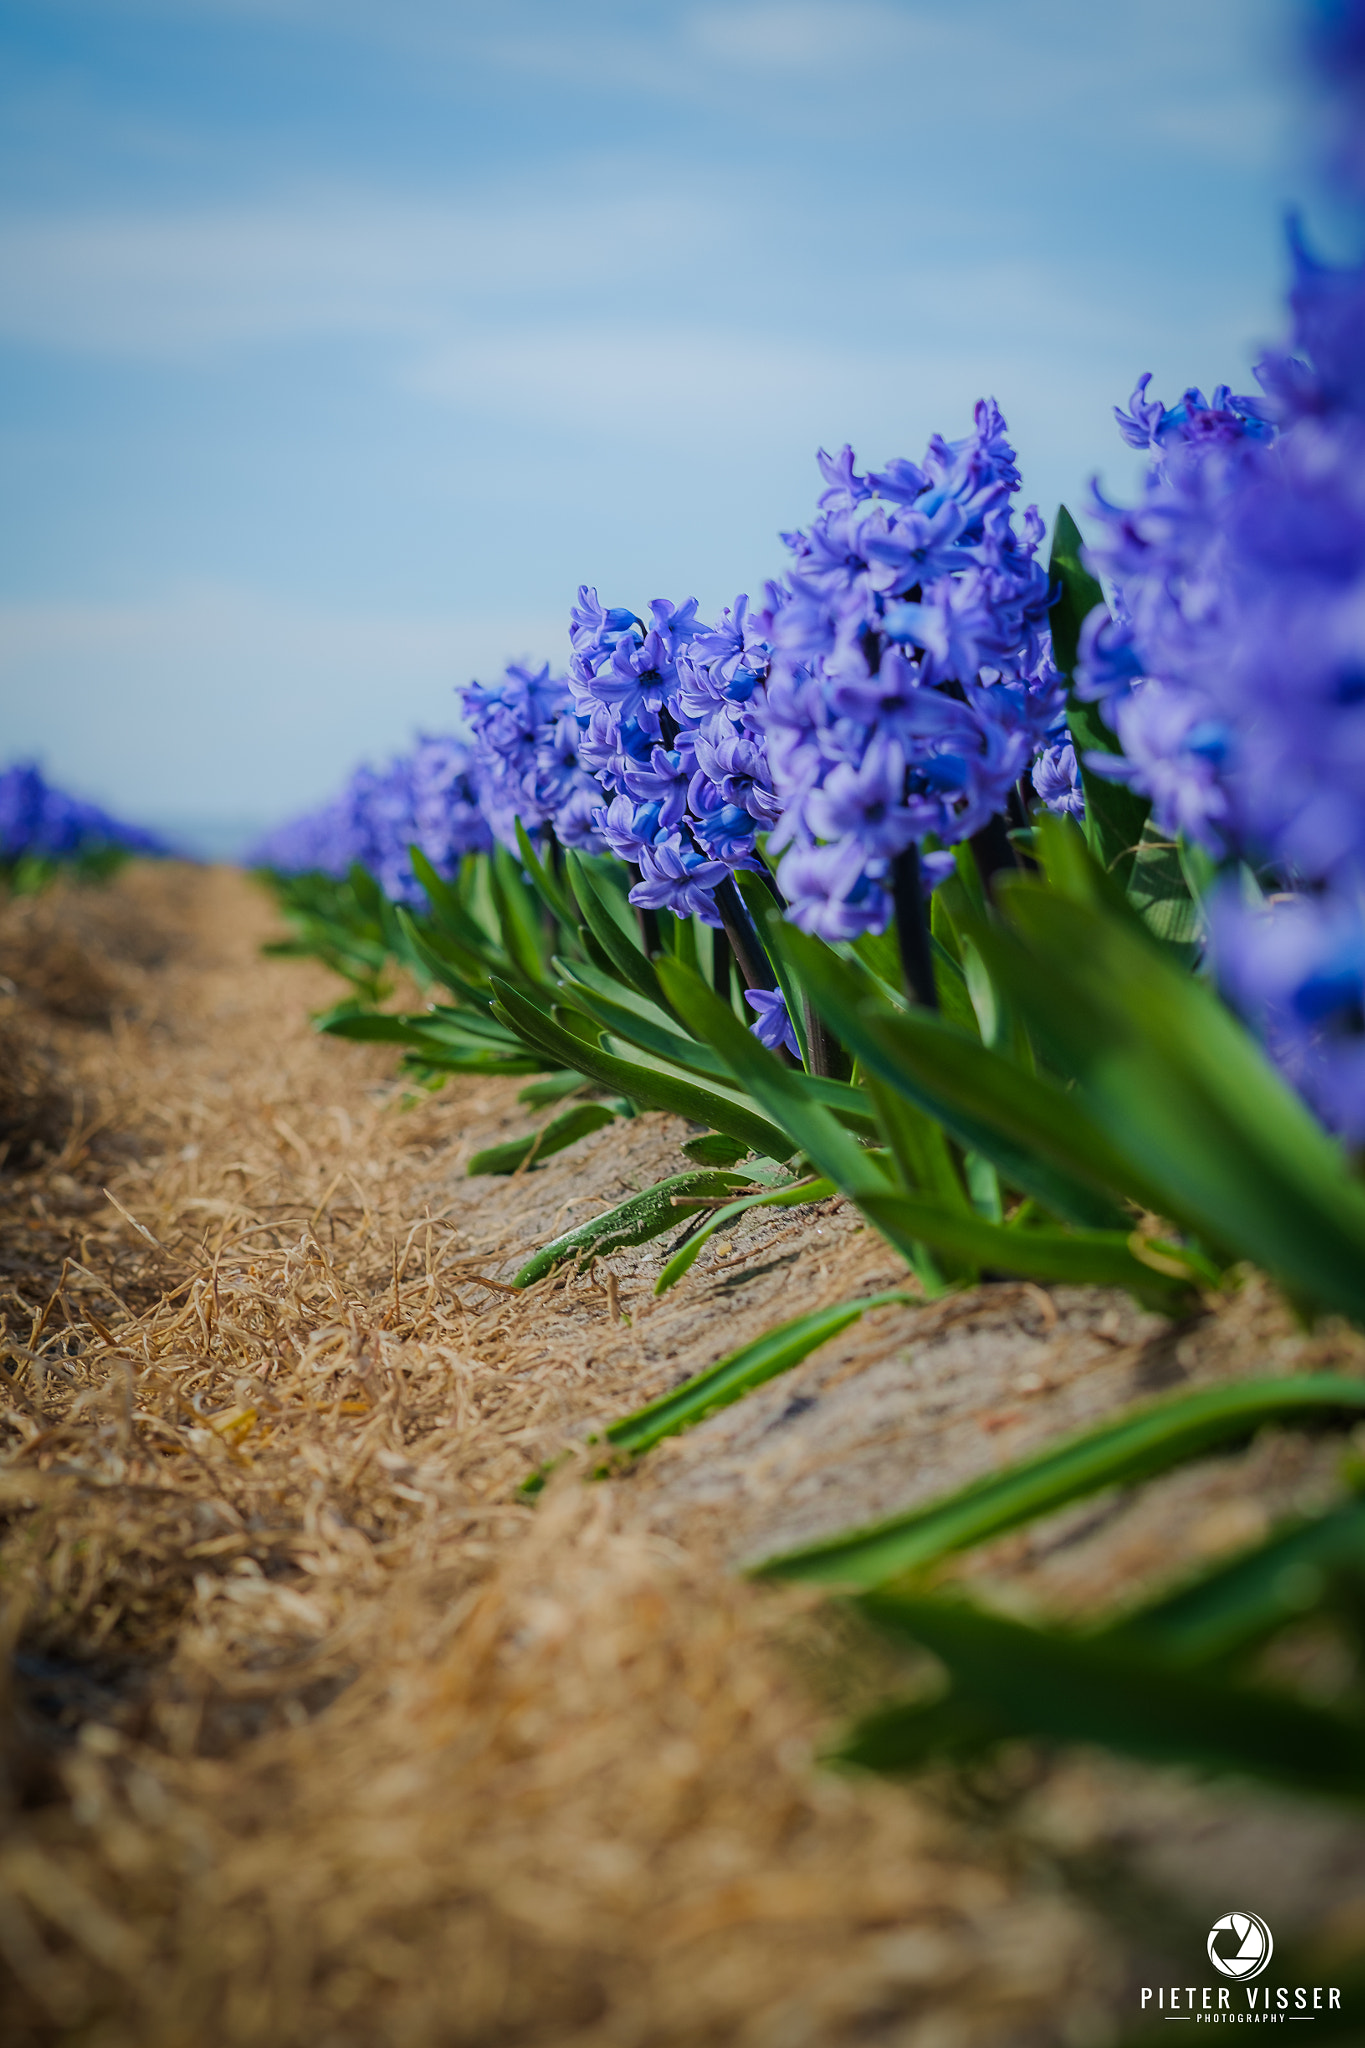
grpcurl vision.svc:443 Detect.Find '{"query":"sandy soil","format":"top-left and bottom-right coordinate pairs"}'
top-left (2, 862), bottom-right (1363, 2047)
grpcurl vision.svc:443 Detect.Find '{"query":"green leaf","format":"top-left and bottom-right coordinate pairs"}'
top-left (653, 1176), bottom-right (835, 1295)
top-left (1123, 820), bottom-right (1201, 957)
top-left (1112, 1497), bottom-right (1365, 1666)
top-left (490, 842), bottom-right (550, 982)
top-left (782, 924), bottom-right (1139, 1230)
top-left (518, 1071), bottom-right (589, 1108)
top-left (652, 956), bottom-right (959, 1287)
top-left (467, 1101), bottom-right (618, 1176)
top-left (395, 905), bottom-right (498, 1005)
top-left (735, 870), bottom-right (812, 1066)
top-left (564, 850), bottom-right (667, 1007)
top-left (553, 960), bottom-right (736, 1082)
top-left (753, 1375), bottom-right (1365, 1586)
top-left (653, 958), bottom-right (890, 1205)
top-left (840, 1595), bottom-right (1365, 1798)
top-left (315, 1007), bottom-right (423, 1044)
top-left (680, 1132), bottom-right (751, 1167)
top-left (598, 1288), bottom-right (913, 1454)
top-left (514, 818), bottom-right (576, 926)
top-left (410, 848), bottom-right (505, 967)
top-left (858, 1189), bottom-right (1197, 1308)
top-left (511, 1169), bottom-right (754, 1287)
top-left (1046, 506), bottom-right (1103, 680)
top-left (980, 875), bottom-right (1365, 1317)
top-left (490, 976), bottom-right (794, 1159)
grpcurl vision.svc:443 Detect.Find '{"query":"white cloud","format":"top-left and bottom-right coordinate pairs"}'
top-left (0, 588), bottom-right (567, 818)
top-left (686, 0), bottom-right (943, 71)
top-left (0, 180), bottom-right (733, 357)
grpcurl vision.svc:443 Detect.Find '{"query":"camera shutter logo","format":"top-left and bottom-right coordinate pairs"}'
top-left (1207, 1911), bottom-right (1274, 1980)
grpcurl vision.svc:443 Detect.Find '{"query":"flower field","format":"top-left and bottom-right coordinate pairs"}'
top-left (6, 3), bottom-right (1365, 2040)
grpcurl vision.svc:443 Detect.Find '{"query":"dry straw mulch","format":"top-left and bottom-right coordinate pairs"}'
top-left (2, 863), bottom-right (1364, 2047)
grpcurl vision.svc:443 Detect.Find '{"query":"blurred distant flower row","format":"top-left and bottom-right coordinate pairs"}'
top-left (0, 763), bottom-right (170, 886)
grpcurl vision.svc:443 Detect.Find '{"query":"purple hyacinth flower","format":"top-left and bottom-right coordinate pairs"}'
top-left (1209, 886), bottom-right (1365, 1142)
top-left (745, 987), bottom-right (800, 1058)
top-left (759, 400), bottom-right (1064, 932)
top-left (629, 833), bottom-right (732, 924)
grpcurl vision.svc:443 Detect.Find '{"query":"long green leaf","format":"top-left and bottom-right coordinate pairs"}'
top-left (840, 1595), bottom-right (1365, 1798)
top-left (467, 1102), bottom-right (618, 1176)
top-left (396, 905), bottom-right (502, 1004)
top-left (783, 924), bottom-right (1140, 1230)
top-left (511, 1169), bottom-right (753, 1287)
top-left (753, 1376), bottom-right (1365, 1586)
top-left (653, 1176), bottom-right (835, 1295)
top-left (600, 1288), bottom-right (913, 1454)
top-left (553, 961), bottom-right (736, 1081)
top-left (653, 958), bottom-right (889, 1203)
top-left (490, 842), bottom-right (550, 982)
top-left (858, 1191), bottom-right (1200, 1307)
top-left (316, 1008), bottom-right (428, 1044)
top-left (514, 818), bottom-right (576, 927)
top-left (410, 848), bottom-right (505, 968)
top-left (394, 908), bottom-right (494, 1005)
top-left (1113, 1498), bottom-right (1365, 1665)
top-left (490, 977), bottom-right (793, 1159)
top-left (980, 870), bottom-right (1365, 1318)
top-left (654, 956), bottom-right (956, 1289)
top-left (565, 851), bottom-right (666, 1007)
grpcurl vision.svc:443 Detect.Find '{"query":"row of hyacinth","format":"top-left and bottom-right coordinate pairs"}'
top-left (0, 763), bottom-right (169, 866)
top-left (259, 404), bottom-right (1083, 943)
top-left (1074, 226), bottom-right (1365, 1140)
top-left (565, 401), bottom-right (1079, 945)
top-left (251, 735), bottom-right (491, 906)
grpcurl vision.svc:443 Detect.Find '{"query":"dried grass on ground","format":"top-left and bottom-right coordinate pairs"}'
top-left (1, 864), bottom-right (1363, 2047)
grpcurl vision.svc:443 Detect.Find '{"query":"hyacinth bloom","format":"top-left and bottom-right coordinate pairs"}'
top-left (744, 986), bottom-right (800, 1058)
top-left (459, 661), bottom-right (606, 857)
top-left (1210, 887), bottom-right (1365, 1144)
top-left (252, 734), bottom-right (490, 903)
top-left (568, 588), bottom-right (780, 927)
top-left (1030, 737), bottom-right (1085, 821)
top-left (0, 763), bottom-right (169, 865)
top-left (758, 403), bottom-right (1070, 942)
top-left (1079, 226), bottom-right (1365, 1139)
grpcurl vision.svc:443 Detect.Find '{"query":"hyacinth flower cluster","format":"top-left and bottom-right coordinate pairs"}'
top-left (1077, 232), bottom-right (1365, 1139)
top-left (253, 734), bottom-right (490, 905)
top-left (0, 762), bottom-right (168, 867)
top-left (459, 660), bottom-right (608, 858)
top-left (567, 590), bottom-right (781, 927)
top-left (758, 402), bottom-right (1072, 948)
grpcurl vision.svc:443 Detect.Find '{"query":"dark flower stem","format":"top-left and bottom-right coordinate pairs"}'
top-left (712, 875), bottom-right (800, 1069)
top-left (713, 876), bottom-right (778, 993)
top-left (712, 926), bottom-right (732, 998)
top-left (968, 812), bottom-right (1020, 895)
top-left (891, 845), bottom-right (939, 1010)
top-left (803, 999), bottom-right (849, 1080)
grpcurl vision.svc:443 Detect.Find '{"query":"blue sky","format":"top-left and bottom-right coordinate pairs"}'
top-left (0, 0), bottom-right (1317, 849)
